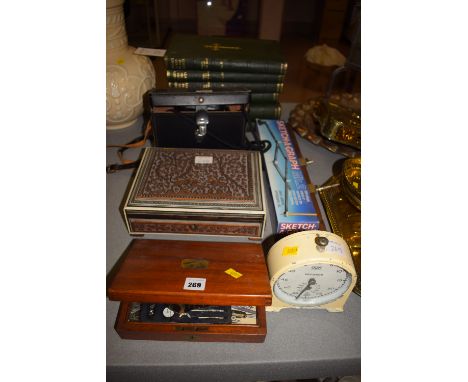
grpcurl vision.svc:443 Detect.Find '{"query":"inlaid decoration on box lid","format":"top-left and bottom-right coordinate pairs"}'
top-left (127, 147), bottom-right (263, 210)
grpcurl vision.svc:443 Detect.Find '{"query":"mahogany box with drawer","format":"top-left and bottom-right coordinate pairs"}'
top-left (107, 239), bottom-right (272, 342)
top-left (123, 147), bottom-right (266, 239)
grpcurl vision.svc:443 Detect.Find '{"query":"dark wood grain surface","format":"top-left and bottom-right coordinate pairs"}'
top-left (108, 239), bottom-right (272, 306)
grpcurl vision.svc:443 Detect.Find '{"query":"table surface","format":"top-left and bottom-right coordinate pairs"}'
top-left (106, 104), bottom-right (361, 382)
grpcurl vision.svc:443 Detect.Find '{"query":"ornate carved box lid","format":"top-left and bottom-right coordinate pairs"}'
top-left (107, 239), bottom-right (272, 306)
top-left (125, 147), bottom-right (265, 213)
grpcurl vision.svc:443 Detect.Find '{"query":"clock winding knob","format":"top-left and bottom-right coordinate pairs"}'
top-left (315, 235), bottom-right (329, 251)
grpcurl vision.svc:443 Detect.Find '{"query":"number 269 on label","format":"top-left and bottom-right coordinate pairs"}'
top-left (183, 277), bottom-right (206, 291)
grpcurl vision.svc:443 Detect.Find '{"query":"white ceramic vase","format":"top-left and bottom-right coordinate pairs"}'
top-left (106, 0), bottom-right (156, 130)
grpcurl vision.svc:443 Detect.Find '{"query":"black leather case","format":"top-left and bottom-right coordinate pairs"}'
top-left (150, 89), bottom-right (250, 149)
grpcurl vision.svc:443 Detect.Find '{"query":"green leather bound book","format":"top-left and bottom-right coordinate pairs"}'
top-left (166, 69), bottom-right (285, 83)
top-left (249, 104), bottom-right (282, 119)
top-left (250, 93), bottom-right (279, 104)
top-left (165, 34), bottom-right (287, 74)
top-left (168, 81), bottom-right (283, 93)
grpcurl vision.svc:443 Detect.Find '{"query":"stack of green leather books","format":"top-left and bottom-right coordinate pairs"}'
top-left (164, 34), bottom-right (287, 120)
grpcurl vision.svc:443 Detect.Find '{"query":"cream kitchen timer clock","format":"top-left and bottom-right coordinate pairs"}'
top-left (266, 230), bottom-right (357, 312)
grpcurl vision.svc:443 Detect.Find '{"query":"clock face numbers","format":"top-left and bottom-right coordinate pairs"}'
top-left (273, 263), bottom-right (352, 306)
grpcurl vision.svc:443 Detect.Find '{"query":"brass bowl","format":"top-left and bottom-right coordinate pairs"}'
top-left (342, 158), bottom-right (361, 210)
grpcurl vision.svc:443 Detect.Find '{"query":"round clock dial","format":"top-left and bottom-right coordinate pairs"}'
top-left (266, 230), bottom-right (357, 312)
top-left (273, 263), bottom-right (352, 306)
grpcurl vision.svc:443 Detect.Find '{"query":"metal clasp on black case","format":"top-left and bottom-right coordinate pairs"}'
top-left (195, 109), bottom-right (209, 142)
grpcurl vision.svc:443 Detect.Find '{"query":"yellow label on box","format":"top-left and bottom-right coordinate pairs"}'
top-left (117, 58), bottom-right (125, 65)
top-left (225, 268), bottom-right (243, 279)
top-left (282, 246), bottom-right (298, 256)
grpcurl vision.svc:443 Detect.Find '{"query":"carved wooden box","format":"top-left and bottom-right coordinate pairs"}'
top-left (123, 147), bottom-right (266, 239)
top-left (107, 239), bottom-right (272, 342)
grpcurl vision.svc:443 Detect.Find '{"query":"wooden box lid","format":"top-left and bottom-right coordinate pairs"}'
top-left (125, 148), bottom-right (264, 213)
top-left (108, 239), bottom-right (272, 306)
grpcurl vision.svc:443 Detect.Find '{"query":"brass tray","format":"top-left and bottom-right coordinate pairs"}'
top-left (318, 176), bottom-right (361, 295)
top-left (289, 94), bottom-right (361, 158)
